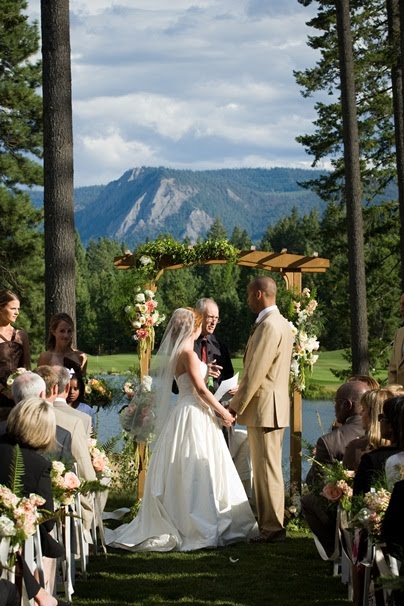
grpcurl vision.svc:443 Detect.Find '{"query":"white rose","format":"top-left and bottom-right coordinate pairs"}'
top-left (139, 255), bottom-right (152, 266)
top-left (144, 290), bottom-right (155, 299)
top-left (135, 293), bottom-right (146, 303)
top-left (142, 376), bottom-right (153, 392)
top-left (0, 515), bottom-right (16, 537)
top-left (124, 305), bottom-right (132, 314)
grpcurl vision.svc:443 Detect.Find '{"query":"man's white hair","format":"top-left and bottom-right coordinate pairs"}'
top-left (12, 372), bottom-right (46, 404)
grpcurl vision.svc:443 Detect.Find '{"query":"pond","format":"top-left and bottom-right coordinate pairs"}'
top-left (94, 390), bottom-right (336, 483)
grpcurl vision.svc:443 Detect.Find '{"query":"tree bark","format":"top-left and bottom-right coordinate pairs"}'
top-left (41, 0), bottom-right (76, 341)
top-left (397, 0), bottom-right (404, 292)
top-left (335, 0), bottom-right (369, 374)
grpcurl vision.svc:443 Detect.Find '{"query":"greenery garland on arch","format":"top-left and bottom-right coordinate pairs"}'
top-left (131, 236), bottom-right (240, 280)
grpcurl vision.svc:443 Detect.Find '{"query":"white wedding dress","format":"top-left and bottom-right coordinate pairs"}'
top-left (105, 363), bottom-right (258, 551)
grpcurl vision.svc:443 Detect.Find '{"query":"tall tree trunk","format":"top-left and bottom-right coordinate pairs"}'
top-left (397, 0), bottom-right (404, 292)
top-left (335, 0), bottom-right (369, 374)
top-left (41, 0), bottom-right (76, 341)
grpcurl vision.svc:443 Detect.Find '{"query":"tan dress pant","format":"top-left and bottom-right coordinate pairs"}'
top-left (247, 426), bottom-right (285, 534)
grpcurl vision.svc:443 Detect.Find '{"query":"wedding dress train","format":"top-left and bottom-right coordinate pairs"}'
top-left (105, 363), bottom-right (258, 551)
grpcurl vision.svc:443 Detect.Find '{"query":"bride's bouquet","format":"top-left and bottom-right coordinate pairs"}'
top-left (120, 375), bottom-right (156, 443)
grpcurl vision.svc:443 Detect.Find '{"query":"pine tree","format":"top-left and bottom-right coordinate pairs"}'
top-left (0, 1), bottom-right (44, 354)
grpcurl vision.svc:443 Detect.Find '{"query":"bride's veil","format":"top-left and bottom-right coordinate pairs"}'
top-left (151, 307), bottom-right (196, 441)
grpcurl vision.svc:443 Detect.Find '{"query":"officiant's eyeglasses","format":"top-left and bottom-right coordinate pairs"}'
top-left (206, 315), bottom-right (220, 324)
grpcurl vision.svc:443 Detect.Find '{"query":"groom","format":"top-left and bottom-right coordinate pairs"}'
top-left (229, 276), bottom-right (293, 543)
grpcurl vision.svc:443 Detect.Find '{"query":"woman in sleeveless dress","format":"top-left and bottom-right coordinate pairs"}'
top-left (0, 290), bottom-right (31, 407)
top-left (105, 307), bottom-right (258, 552)
top-left (37, 312), bottom-right (87, 377)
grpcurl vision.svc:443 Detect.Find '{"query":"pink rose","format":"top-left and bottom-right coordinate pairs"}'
top-left (92, 456), bottom-right (106, 472)
top-left (321, 483), bottom-right (343, 502)
top-left (63, 472), bottom-right (81, 491)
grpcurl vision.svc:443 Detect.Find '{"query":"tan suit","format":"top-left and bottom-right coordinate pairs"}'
top-left (231, 308), bottom-right (293, 534)
top-left (52, 401), bottom-right (96, 529)
top-left (54, 397), bottom-right (92, 437)
top-left (388, 326), bottom-right (404, 386)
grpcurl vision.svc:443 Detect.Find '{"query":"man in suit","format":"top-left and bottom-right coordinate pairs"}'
top-left (301, 380), bottom-right (368, 556)
top-left (9, 371), bottom-right (72, 462)
top-left (229, 276), bottom-right (293, 543)
top-left (53, 366), bottom-right (92, 437)
top-left (388, 293), bottom-right (404, 386)
top-left (194, 298), bottom-right (234, 392)
top-left (35, 365), bottom-right (96, 530)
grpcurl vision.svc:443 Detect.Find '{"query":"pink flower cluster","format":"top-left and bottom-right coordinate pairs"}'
top-left (0, 484), bottom-right (45, 560)
top-left (125, 290), bottom-right (165, 351)
top-left (88, 439), bottom-right (111, 478)
top-left (51, 461), bottom-right (81, 507)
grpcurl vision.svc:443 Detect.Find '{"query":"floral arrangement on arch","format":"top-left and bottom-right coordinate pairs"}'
top-left (51, 461), bottom-right (81, 508)
top-left (120, 375), bottom-right (155, 443)
top-left (0, 484), bottom-right (45, 566)
top-left (289, 287), bottom-right (320, 393)
top-left (84, 375), bottom-right (113, 408)
top-left (125, 289), bottom-right (165, 356)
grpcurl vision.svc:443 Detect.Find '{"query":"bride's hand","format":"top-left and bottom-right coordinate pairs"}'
top-left (221, 410), bottom-right (235, 427)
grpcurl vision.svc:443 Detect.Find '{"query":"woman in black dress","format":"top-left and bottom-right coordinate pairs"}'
top-left (0, 290), bottom-right (31, 407)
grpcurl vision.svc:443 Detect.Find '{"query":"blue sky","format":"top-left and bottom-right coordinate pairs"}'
top-left (26, 0), bottom-right (322, 187)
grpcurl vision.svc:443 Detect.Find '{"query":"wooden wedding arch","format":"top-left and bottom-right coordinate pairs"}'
top-left (114, 248), bottom-right (330, 489)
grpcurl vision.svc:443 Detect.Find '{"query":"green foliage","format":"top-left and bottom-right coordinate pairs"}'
top-left (8, 444), bottom-right (24, 497)
top-left (0, 0), bottom-right (43, 190)
top-left (295, 0), bottom-right (396, 202)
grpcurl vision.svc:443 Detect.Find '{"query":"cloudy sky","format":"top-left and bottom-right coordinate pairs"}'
top-left (26, 0), bottom-right (320, 187)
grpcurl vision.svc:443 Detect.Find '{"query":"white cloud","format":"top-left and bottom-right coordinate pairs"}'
top-left (27, 0), bottom-right (320, 185)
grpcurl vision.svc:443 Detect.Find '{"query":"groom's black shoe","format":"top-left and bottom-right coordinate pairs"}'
top-left (250, 529), bottom-right (286, 544)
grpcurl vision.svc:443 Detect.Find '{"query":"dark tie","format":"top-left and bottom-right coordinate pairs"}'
top-left (201, 337), bottom-right (208, 363)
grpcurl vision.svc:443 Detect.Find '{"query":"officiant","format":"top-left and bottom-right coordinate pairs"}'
top-left (194, 298), bottom-right (235, 443)
top-left (194, 298), bottom-right (234, 391)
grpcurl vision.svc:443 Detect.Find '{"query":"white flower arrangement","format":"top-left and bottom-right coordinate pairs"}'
top-left (125, 289), bottom-right (165, 355)
top-left (289, 288), bottom-right (320, 393)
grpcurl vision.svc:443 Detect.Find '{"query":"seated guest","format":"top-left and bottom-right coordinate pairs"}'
top-left (0, 371), bottom-right (73, 462)
top-left (301, 380), bottom-right (369, 557)
top-left (353, 395), bottom-right (404, 495)
top-left (383, 479), bottom-right (404, 606)
top-left (0, 397), bottom-right (67, 605)
top-left (54, 366), bottom-right (92, 437)
top-left (385, 396), bottom-right (404, 489)
top-left (343, 389), bottom-right (394, 472)
top-left (35, 365), bottom-right (96, 531)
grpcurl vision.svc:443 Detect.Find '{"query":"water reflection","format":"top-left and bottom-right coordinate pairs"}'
top-left (95, 397), bottom-right (336, 482)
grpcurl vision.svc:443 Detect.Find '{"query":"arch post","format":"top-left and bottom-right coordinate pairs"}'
top-left (283, 271), bottom-right (303, 491)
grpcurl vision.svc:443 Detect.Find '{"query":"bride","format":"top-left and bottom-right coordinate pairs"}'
top-left (105, 307), bottom-right (258, 551)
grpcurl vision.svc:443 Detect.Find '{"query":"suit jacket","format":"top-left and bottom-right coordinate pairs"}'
top-left (230, 308), bottom-right (293, 427)
top-left (54, 396), bottom-right (92, 437)
top-left (353, 445), bottom-right (400, 496)
top-left (388, 326), bottom-right (404, 386)
top-left (306, 414), bottom-right (365, 487)
top-left (194, 333), bottom-right (234, 391)
top-left (52, 402), bottom-right (96, 529)
top-left (52, 402), bottom-right (96, 483)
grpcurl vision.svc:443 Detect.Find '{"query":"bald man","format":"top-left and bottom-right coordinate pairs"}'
top-left (229, 276), bottom-right (293, 543)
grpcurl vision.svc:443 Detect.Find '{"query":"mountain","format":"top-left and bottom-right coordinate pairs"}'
top-left (30, 167), bottom-right (328, 246)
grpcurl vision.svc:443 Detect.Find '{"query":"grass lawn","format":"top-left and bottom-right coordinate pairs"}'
top-left (73, 531), bottom-right (351, 606)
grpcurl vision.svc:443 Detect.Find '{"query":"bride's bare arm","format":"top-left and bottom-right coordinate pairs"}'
top-left (179, 350), bottom-right (234, 427)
